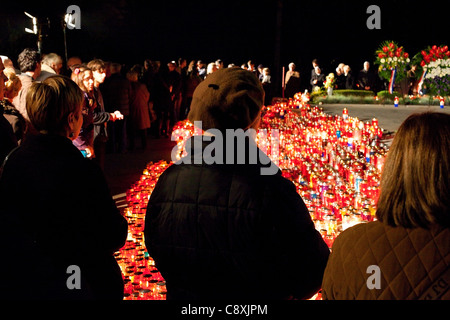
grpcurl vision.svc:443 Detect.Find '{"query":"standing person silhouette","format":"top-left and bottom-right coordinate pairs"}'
top-left (0, 75), bottom-right (128, 300)
top-left (145, 67), bottom-right (330, 300)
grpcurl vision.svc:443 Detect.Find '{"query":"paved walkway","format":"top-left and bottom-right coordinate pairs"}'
top-left (319, 103), bottom-right (449, 133)
top-left (104, 136), bottom-right (175, 197)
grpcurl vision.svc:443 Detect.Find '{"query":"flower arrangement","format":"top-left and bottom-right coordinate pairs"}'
top-left (324, 73), bottom-right (335, 89)
top-left (374, 40), bottom-right (410, 83)
top-left (412, 45), bottom-right (450, 97)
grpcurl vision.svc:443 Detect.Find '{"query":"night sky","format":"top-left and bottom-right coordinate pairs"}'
top-left (1, 0), bottom-right (448, 91)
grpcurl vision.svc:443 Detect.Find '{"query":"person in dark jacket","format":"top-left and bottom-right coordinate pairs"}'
top-left (322, 112), bottom-right (450, 300)
top-left (0, 75), bottom-right (128, 300)
top-left (343, 65), bottom-right (355, 89)
top-left (144, 67), bottom-right (330, 300)
top-left (155, 61), bottom-right (182, 137)
top-left (87, 59), bottom-right (123, 170)
top-left (356, 61), bottom-right (376, 91)
top-left (101, 62), bottom-right (132, 153)
top-left (72, 65), bottom-right (96, 158)
top-left (310, 66), bottom-right (326, 92)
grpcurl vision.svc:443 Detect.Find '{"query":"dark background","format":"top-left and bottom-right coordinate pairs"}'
top-left (1, 0), bottom-right (448, 94)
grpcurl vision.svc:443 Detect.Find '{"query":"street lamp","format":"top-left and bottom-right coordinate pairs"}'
top-left (24, 11), bottom-right (42, 53)
top-left (24, 11), bottom-right (37, 34)
top-left (64, 13), bottom-right (77, 30)
top-left (62, 13), bottom-right (75, 67)
top-left (63, 6), bottom-right (81, 66)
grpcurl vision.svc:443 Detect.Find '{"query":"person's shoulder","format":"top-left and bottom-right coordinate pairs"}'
top-left (332, 220), bottom-right (385, 249)
top-left (18, 74), bottom-right (33, 85)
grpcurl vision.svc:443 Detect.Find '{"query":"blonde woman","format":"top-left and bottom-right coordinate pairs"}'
top-left (71, 65), bottom-right (96, 157)
top-left (1, 67), bottom-right (26, 143)
top-left (0, 75), bottom-right (127, 299)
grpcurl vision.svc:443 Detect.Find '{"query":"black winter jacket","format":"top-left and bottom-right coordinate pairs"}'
top-left (0, 134), bottom-right (128, 300)
top-left (145, 136), bottom-right (330, 300)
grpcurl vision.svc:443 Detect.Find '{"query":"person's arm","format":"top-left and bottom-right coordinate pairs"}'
top-left (93, 110), bottom-right (111, 125)
top-left (270, 177), bottom-right (330, 299)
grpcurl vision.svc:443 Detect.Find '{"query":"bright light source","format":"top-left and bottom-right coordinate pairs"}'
top-left (64, 13), bottom-right (76, 29)
top-left (24, 11), bottom-right (35, 19)
top-left (24, 11), bottom-right (38, 34)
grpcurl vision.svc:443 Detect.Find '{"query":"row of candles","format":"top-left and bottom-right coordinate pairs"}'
top-left (115, 93), bottom-right (389, 299)
top-left (114, 161), bottom-right (171, 300)
top-left (258, 97), bottom-right (388, 247)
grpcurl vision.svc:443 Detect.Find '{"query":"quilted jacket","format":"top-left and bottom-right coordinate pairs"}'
top-left (322, 220), bottom-right (450, 300)
top-left (145, 136), bottom-right (330, 300)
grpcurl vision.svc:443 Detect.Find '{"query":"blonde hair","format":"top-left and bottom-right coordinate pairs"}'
top-left (26, 75), bottom-right (83, 135)
top-left (3, 67), bottom-right (22, 100)
top-left (72, 65), bottom-right (92, 92)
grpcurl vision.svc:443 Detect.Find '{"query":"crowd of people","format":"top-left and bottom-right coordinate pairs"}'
top-left (283, 58), bottom-right (385, 98)
top-left (1, 50), bottom-right (281, 166)
top-left (0, 49), bottom-right (396, 166)
top-left (0, 48), bottom-right (448, 301)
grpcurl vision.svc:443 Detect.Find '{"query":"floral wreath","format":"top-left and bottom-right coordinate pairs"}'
top-left (412, 45), bottom-right (450, 96)
top-left (374, 40), bottom-right (410, 84)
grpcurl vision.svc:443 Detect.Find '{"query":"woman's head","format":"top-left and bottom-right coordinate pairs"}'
top-left (73, 65), bottom-right (94, 92)
top-left (3, 67), bottom-right (22, 100)
top-left (26, 75), bottom-right (84, 139)
top-left (126, 69), bottom-right (139, 82)
top-left (376, 112), bottom-right (450, 228)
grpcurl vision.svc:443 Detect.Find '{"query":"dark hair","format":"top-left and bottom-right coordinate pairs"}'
top-left (26, 75), bottom-right (83, 135)
top-left (376, 112), bottom-right (450, 228)
top-left (17, 48), bottom-right (41, 73)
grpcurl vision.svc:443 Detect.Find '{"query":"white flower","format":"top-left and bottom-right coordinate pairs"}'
top-left (381, 58), bottom-right (385, 63)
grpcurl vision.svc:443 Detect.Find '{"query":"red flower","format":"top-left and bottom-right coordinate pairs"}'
top-left (383, 46), bottom-right (389, 52)
top-left (420, 60), bottom-right (426, 67)
top-left (378, 53), bottom-right (385, 58)
top-left (403, 52), bottom-right (409, 58)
